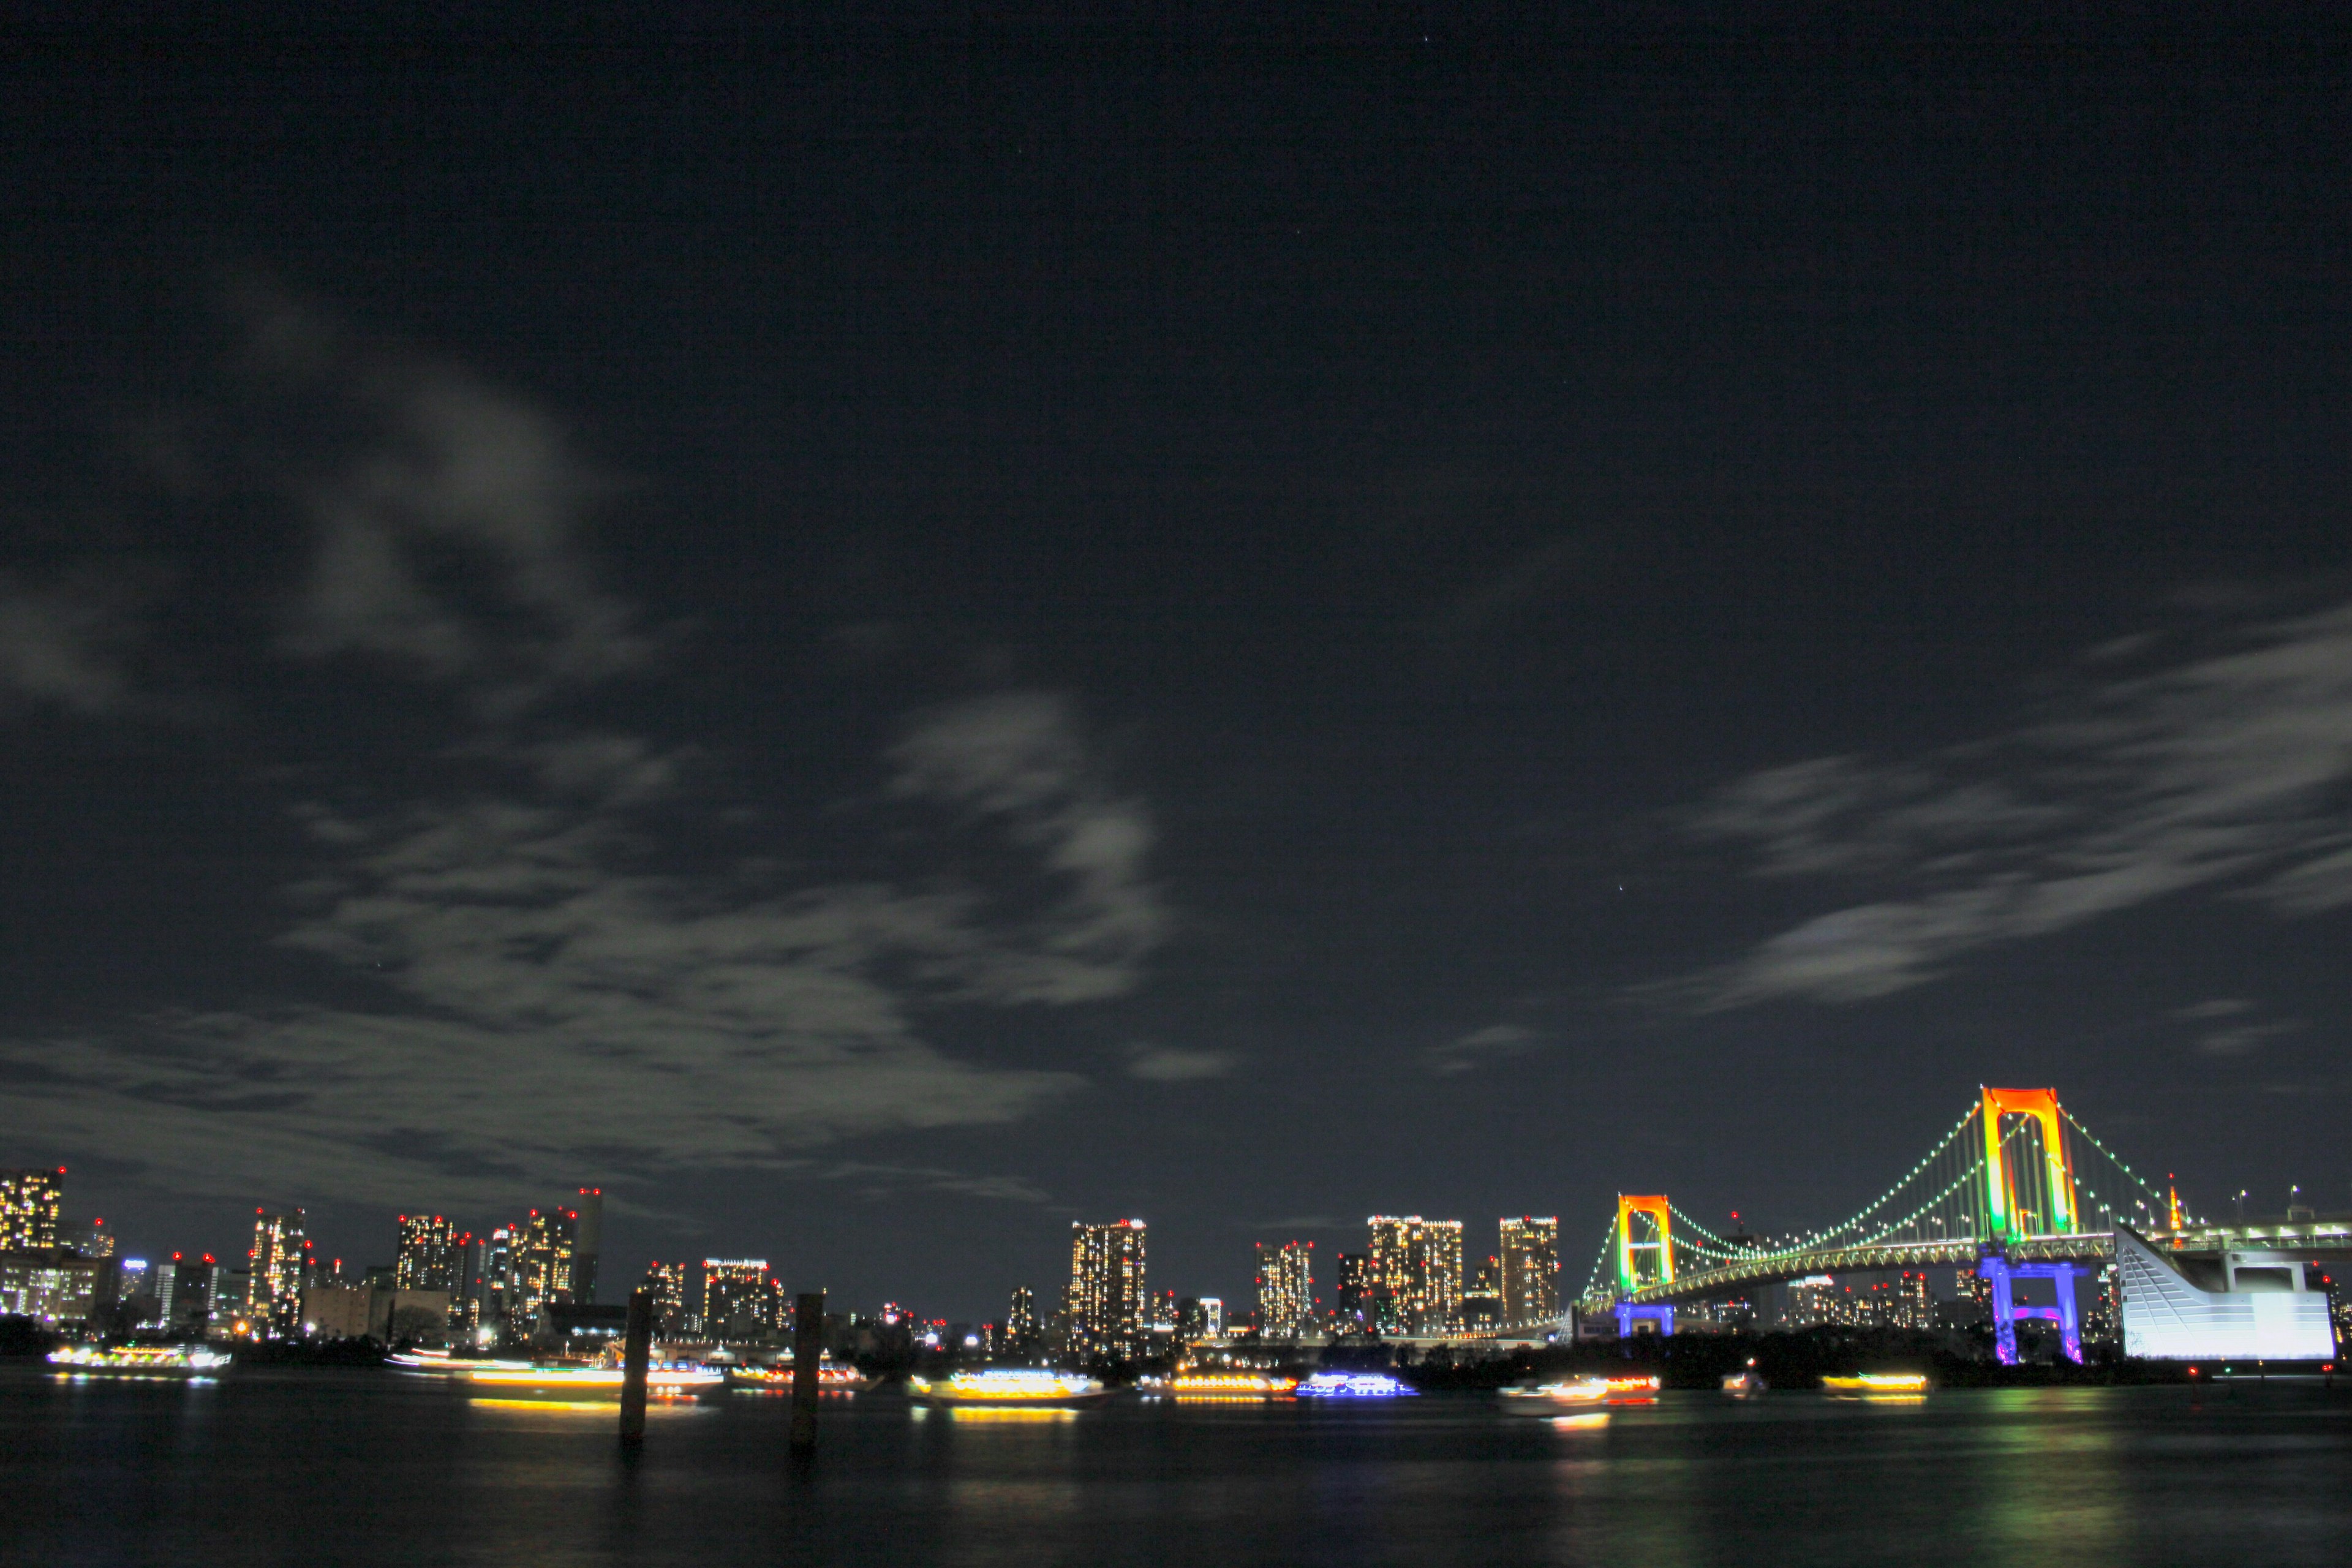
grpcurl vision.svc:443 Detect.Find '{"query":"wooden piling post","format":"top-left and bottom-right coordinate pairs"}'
top-left (619, 1287), bottom-right (654, 1447)
top-left (789, 1290), bottom-right (825, 1456)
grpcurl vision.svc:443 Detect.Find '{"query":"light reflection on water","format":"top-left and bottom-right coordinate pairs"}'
top-left (3, 1370), bottom-right (2346, 1566)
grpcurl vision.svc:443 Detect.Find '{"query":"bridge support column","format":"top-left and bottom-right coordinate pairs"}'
top-left (1614, 1303), bottom-right (1675, 1338)
top-left (1978, 1256), bottom-right (2084, 1365)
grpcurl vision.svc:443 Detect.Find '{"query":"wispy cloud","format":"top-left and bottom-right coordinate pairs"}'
top-left (1425, 1022), bottom-right (1543, 1076)
top-left (252, 298), bottom-right (651, 711)
top-left (1123, 1045), bottom-right (1235, 1082)
top-left (890, 692), bottom-right (1168, 1005)
top-left (1662, 599), bottom-right (2352, 1010)
top-left (0, 570), bottom-right (142, 716)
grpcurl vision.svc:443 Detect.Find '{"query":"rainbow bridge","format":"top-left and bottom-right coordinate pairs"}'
top-left (1577, 1086), bottom-right (2185, 1363)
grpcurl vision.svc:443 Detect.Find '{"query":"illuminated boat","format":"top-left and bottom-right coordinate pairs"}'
top-left (1721, 1370), bottom-right (1766, 1397)
top-left (48, 1344), bottom-right (230, 1377)
top-left (1164, 1373), bottom-right (1297, 1400)
top-left (1499, 1376), bottom-right (1612, 1404)
top-left (1293, 1371), bottom-right (1415, 1398)
top-left (386, 1349), bottom-right (483, 1376)
top-left (903, 1368), bottom-right (1109, 1406)
top-left (461, 1363), bottom-right (723, 1395)
top-left (1820, 1373), bottom-right (1928, 1397)
top-left (724, 1363), bottom-right (873, 1392)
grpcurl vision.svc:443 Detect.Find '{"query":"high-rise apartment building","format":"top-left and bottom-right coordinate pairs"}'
top-left (1499, 1216), bottom-right (1560, 1326)
top-left (0, 1168), bottom-right (65, 1251)
top-left (1333, 1252), bottom-right (1379, 1332)
top-left (479, 1227), bottom-right (514, 1327)
top-left (1461, 1256), bottom-right (1502, 1330)
top-left (571, 1188), bottom-right (603, 1302)
top-left (82, 1218), bottom-right (116, 1258)
top-left (1254, 1240), bottom-right (1315, 1339)
top-left (249, 1209), bottom-right (310, 1336)
top-left (1367, 1216), bottom-right (1463, 1335)
top-left (395, 1215), bottom-right (461, 1292)
top-left (1006, 1286), bottom-right (1038, 1355)
top-left (644, 1261), bottom-right (688, 1335)
top-left (509, 1206), bottom-right (577, 1322)
top-left (1066, 1219), bottom-right (1148, 1360)
top-left (701, 1259), bottom-right (775, 1339)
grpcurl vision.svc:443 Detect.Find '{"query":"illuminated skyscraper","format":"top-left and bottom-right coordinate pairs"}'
top-left (1499, 1217), bottom-right (1560, 1326)
top-left (480, 1227), bottom-right (514, 1326)
top-left (701, 1259), bottom-right (775, 1339)
top-left (1333, 1252), bottom-right (1379, 1332)
top-left (1367, 1217), bottom-right (1462, 1335)
top-left (509, 1207), bottom-right (578, 1321)
top-left (571, 1188), bottom-right (603, 1302)
top-left (249, 1209), bottom-right (310, 1336)
top-left (1066, 1220), bottom-right (1148, 1360)
top-left (81, 1218), bottom-right (116, 1258)
top-left (1, 1168), bottom-right (65, 1250)
top-left (643, 1261), bottom-right (688, 1334)
top-left (1006, 1286), bottom-right (1038, 1355)
top-left (395, 1215), bottom-right (461, 1292)
top-left (1254, 1240), bottom-right (1315, 1338)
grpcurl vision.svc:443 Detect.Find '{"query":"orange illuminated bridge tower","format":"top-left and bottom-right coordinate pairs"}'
top-left (1978, 1086), bottom-right (2077, 1241)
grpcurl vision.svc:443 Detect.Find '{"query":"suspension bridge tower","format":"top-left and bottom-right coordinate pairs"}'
top-left (1613, 1194), bottom-right (1678, 1338)
top-left (1976, 1086), bottom-right (2088, 1364)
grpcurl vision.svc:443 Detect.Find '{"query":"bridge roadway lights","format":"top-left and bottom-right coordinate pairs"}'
top-left (1615, 1302), bottom-right (1675, 1338)
top-left (1978, 1254), bottom-right (2084, 1365)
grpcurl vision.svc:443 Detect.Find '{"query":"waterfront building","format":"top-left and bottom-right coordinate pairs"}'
top-left (701, 1259), bottom-right (775, 1339)
top-left (1498, 1217), bottom-right (1559, 1325)
top-left (1198, 1296), bottom-right (1224, 1338)
top-left (509, 1207), bottom-right (577, 1321)
top-left (0, 1168), bottom-right (64, 1251)
top-left (644, 1260), bottom-right (688, 1334)
top-left (0, 1249), bottom-right (102, 1324)
top-left (571, 1188), bottom-right (603, 1302)
top-left (1461, 1255), bottom-right (1501, 1332)
top-left (1066, 1219), bottom-right (1148, 1360)
top-left (394, 1215), bottom-right (461, 1292)
top-left (2117, 1226), bottom-right (2337, 1360)
top-left (249, 1210), bottom-right (311, 1337)
top-left (209, 1267), bottom-right (251, 1335)
top-left (1367, 1216), bottom-right (1463, 1335)
top-left (1784, 1273), bottom-right (1836, 1329)
top-left (1254, 1240), bottom-right (1314, 1339)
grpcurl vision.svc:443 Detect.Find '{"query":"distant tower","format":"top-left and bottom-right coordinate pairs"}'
top-left (1254, 1240), bottom-right (1315, 1338)
top-left (249, 1209), bottom-right (310, 1336)
top-left (571, 1188), bottom-right (603, 1302)
top-left (1006, 1286), bottom-right (1038, 1355)
top-left (1066, 1220), bottom-right (1148, 1360)
top-left (1498, 1217), bottom-right (1560, 1326)
top-left (0, 1168), bottom-right (65, 1250)
top-left (1333, 1253), bottom-right (1379, 1331)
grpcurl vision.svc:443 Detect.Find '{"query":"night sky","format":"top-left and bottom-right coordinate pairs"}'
top-left (6, 7), bottom-right (2349, 1316)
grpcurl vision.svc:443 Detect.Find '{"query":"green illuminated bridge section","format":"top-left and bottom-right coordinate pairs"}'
top-left (1614, 1233), bottom-right (2108, 1307)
